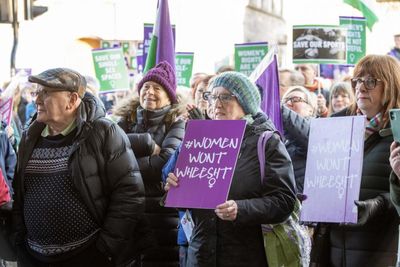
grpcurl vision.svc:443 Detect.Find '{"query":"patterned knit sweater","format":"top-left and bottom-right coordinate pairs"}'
top-left (23, 130), bottom-right (100, 259)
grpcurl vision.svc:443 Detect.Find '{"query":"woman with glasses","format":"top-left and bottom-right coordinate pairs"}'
top-left (281, 86), bottom-right (317, 194)
top-left (314, 55), bottom-right (400, 267)
top-left (165, 71), bottom-right (296, 267)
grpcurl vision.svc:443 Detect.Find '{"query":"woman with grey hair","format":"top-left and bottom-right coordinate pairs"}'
top-left (281, 86), bottom-right (317, 194)
top-left (165, 71), bottom-right (296, 267)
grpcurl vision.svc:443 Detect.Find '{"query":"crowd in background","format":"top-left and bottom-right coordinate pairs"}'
top-left (0, 51), bottom-right (400, 267)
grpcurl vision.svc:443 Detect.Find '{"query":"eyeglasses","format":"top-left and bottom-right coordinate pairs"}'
top-left (203, 93), bottom-right (236, 104)
top-left (31, 88), bottom-right (71, 98)
top-left (31, 89), bottom-right (51, 98)
top-left (284, 96), bottom-right (308, 105)
top-left (351, 77), bottom-right (382, 90)
top-left (202, 91), bottom-right (211, 101)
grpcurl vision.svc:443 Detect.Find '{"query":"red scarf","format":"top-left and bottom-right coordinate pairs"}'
top-left (304, 79), bottom-right (319, 93)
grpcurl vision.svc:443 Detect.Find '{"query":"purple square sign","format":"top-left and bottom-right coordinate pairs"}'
top-left (165, 120), bottom-right (246, 209)
top-left (300, 116), bottom-right (365, 223)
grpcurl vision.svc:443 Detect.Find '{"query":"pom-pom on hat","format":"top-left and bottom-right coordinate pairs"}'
top-left (137, 61), bottom-right (177, 103)
top-left (208, 71), bottom-right (261, 115)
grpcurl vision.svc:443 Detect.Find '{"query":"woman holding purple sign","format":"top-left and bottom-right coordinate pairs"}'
top-left (313, 55), bottom-right (400, 267)
top-left (165, 71), bottom-right (296, 267)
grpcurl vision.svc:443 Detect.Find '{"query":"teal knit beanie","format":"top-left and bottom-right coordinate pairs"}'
top-left (209, 71), bottom-right (261, 115)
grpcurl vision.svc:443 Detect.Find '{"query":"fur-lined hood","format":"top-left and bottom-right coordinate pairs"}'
top-left (113, 96), bottom-right (186, 126)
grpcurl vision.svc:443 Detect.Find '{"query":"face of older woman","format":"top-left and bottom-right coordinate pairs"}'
top-left (352, 75), bottom-right (384, 118)
top-left (208, 87), bottom-right (245, 120)
top-left (139, 81), bottom-right (171, 111)
top-left (283, 91), bottom-right (314, 118)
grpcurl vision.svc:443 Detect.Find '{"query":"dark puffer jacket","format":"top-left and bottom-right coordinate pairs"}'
top-left (326, 108), bottom-right (399, 267)
top-left (282, 105), bottom-right (311, 193)
top-left (115, 98), bottom-right (185, 267)
top-left (12, 93), bottom-right (145, 266)
top-left (187, 113), bottom-right (296, 267)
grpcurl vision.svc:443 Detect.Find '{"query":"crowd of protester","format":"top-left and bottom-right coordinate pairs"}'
top-left (0, 53), bottom-right (400, 267)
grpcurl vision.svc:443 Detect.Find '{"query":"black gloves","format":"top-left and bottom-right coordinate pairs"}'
top-left (188, 107), bottom-right (205, 120)
top-left (354, 195), bottom-right (386, 225)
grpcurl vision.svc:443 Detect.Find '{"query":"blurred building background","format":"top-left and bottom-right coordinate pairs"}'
top-left (0, 0), bottom-right (399, 85)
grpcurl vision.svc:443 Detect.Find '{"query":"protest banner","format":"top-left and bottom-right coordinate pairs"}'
top-left (293, 25), bottom-right (347, 64)
top-left (143, 23), bottom-right (154, 70)
top-left (143, 23), bottom-right (176, 71)
top-left (235, 42), bottom-right (268, 76)
top-left (92, 47), bottom-right (130, 93)
top-left (176, 52), bottom-right (194, 87)
top-left (136, 43), bottom-right (144, 73)
top-left (339, 16), bottom-right (366, 65)
top-left (300, 116), bottom-right (365, 223)
top-left (0, 97), bottom-right (13, 126)
top-left (165, 120), bottom-right (246, 209)
top-left (100, 40), bottom-right (142, 71)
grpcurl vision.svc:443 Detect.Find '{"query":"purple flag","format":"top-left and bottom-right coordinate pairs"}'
top-left (144, 0), bottom-right (175, 73)
top-left (249, 48), bottom-right (283, 134)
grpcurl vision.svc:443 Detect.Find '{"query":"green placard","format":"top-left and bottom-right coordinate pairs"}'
top-left (175, 53), bottom-right (194, 87)
top-left (234, 42), bottom-right (268, 76)
top-left (339, 17), bottom-right (366, 65)
top-left (92, 48), bottom-right (130, 93)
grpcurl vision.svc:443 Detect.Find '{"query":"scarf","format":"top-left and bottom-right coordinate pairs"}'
top-left (357, 109), bottom-right (382, 140)
top-left (304, 79), bottom-right (319, 93)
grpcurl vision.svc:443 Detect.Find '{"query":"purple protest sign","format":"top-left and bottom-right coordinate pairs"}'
top-left (165, 120), bottom-right (246, 209)
top-left (300, 116), bottom-right (365, 223)
top-left (143, 23), bottom-right (154, 69)
top-left (0, 97), bottom-right (13, 125)
top-left (136, 43), bottom-right (144, 73)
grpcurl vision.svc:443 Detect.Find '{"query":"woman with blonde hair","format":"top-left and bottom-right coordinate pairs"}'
top-left (328, 81), bottom-right (355, 115)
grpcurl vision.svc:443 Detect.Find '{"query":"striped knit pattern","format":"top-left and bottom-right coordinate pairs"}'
top-left (357, 109), bottom-right (382, 140)
top-left (23, 133), bottom-right (99, 257)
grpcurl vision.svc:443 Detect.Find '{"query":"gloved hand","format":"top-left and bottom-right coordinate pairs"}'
top-left (296, 193), bottom-right (307, 202)
top-left (188, 107), bottom-right (205, 120)
top-left (354, 195), bottom-right (386, 225)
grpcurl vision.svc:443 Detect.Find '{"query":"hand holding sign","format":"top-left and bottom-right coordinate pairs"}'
top-left (390, 142), bottom-right (400, 179)
top-left (215, 200), bottom-right (238, 221)
top-left (165, 120), bottom-right (246, 209)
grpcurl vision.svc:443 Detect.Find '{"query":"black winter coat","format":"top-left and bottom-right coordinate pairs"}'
top-left (326, 108), bottom-right (399, 267)
top-left (116, 99), bottom-right (185, 267)
top-left (187, 113), bottom-right (296, 267)
top-left (282, 105), bottom-right (311, 193)
top-left (12, 93), bottom-right (146, 266)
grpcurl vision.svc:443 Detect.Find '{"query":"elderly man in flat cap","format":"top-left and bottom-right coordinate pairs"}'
top-left (11, 68), bottom-right (146, 267)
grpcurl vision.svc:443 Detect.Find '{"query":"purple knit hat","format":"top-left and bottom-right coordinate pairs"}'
top-left (137, 61), bottom-right (177, 103)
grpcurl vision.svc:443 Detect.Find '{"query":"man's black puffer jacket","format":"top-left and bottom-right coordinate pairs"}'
top-left (12, 92), bottom-right (146, 266)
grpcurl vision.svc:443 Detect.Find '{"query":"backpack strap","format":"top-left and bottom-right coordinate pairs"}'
top-left (257, 130), bottom-right (280, 183)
